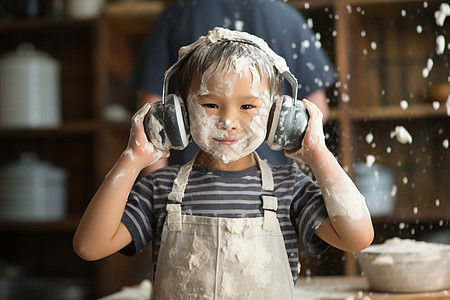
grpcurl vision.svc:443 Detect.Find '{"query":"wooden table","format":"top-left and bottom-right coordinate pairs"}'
top-left (295, 276), bottom-right (450, 300)
top-left (100, 276), bottom-right (450, 299)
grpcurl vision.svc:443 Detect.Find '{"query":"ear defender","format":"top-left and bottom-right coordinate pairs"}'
top-left (266, 95), bottom-right (309, 151)
top-left (144, 94), bottom-right (190, 151)
top-left (143, 28), bottom-right (308, 152)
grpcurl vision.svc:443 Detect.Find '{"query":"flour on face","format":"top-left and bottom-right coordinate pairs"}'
top-left (188, 63), bottom-right (271, 164)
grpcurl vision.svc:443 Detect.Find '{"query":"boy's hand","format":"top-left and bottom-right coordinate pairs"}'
top-left (123, 103), bottom-right (170, 168)
top-left (285, 99), bottom-right (327, 165)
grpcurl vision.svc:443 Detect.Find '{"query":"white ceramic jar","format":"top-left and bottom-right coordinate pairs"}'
top-left (67, 0), bottom-right (105, 18)
top-left (0, 43), bottom-right (61, 129)
top-left (0, 153), bottom-right (67, 221)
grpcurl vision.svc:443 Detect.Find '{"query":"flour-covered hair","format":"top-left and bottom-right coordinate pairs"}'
top-left (176, 39), bottom-right (283, 100)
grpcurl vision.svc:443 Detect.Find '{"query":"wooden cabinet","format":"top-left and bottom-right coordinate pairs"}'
top-left (0, 17), bottom-right (104, 297)
top-left (294, 0), bottom-right (449, 274)
top-left (0, 0), bottom-right (448, 297)
top-left (0, 9), bottom-right (160, 298)
top-left (0, 18), bottom-right (102, 298)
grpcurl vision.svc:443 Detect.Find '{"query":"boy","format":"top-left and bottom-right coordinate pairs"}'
top-left (74, 28), bottom-right (373, 299)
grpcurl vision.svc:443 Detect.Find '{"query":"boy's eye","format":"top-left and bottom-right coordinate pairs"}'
top-left (240, 104), bottom-right (254, 110)
top-left (203, 103), bottom-right (218, 109)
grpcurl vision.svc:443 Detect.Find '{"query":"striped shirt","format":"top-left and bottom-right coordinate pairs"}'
top-left (120, 163), bottom-right (329, 283)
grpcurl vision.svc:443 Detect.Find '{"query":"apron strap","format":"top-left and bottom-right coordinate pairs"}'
top-left (166, 152), bottom-right (199, 231)
top-left (254, 152), bottom-right (274, 191)
top-left (166, 203), bottom-right (182, 232)
top-left (261, 195), bottom-right (278, 231)
top-left (166, 151), bottom-right (278, 232)
top-left (254, 153), bottom-right (278, 231)
top-left (168, 152), bottom-right (199, 203)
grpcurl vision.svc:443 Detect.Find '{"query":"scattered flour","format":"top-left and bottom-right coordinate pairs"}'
top-left (112, 169), bottom-right (126, 186)
top-left (365, 154), bottom-right (376, 167)
top-left (435, 199), bottom-right (441, 207)
top-left (432, 101), bottom-right (440, 110)
top-left (365, 132), bottom-right (373, 144)
top-left (443, 139), bottom-right (449, 149)
top-left (362, 237), bottom-right (450, 255)
top-left (234, 20), bottom-right (244, 31)
top-left (400, 100), bottom-right (408, 110)
top-left (416, 25), bottom-right (423, 34)
top-left (435, 3), bottom-right (450, 26)
top-left (390, 126), bottom-right (412, 144)
top-left (122, 148), bottom-right (136, 161)
top-left (446, 94), bottom-right (450, 116)
top-left (390, 184), bottom-right (398, 197)
top-left (373, 254), bottom-right (394, 265)
top-left (422, 58), bottom-right (434, 78)
top-left (436, 35), bottom-right (446, 55)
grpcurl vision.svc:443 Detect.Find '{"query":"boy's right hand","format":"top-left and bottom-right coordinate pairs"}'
top-left (122, 103), bottom-right (170, 169)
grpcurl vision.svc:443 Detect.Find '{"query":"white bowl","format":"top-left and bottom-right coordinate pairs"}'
top-left (355, 238), bottom-right (450, 293)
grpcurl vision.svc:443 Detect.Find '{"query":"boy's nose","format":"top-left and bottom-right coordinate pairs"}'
top-left (217, 117), bottom-right (238, 130)
top-left (217, 109), bottom-right (239, 130)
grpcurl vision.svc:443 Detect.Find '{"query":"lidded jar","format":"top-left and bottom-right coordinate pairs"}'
top-left (0, 43), bottom-right (61, 129)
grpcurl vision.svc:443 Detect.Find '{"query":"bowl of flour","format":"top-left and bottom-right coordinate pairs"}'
top-left (355, 237), bottom-right (450, 293)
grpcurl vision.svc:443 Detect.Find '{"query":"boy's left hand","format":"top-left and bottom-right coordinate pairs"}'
top-left (284, 99), bottom-right (327, 164)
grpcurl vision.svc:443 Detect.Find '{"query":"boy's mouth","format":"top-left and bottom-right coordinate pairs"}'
top-left (214, 138), bottom-right (240, 145)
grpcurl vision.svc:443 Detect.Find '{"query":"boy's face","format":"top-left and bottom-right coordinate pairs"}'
top-left (187, 67), bottom-right (271, 164)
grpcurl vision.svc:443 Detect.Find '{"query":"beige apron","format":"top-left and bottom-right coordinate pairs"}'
top-left (152, 153), bottom-right (294, 299)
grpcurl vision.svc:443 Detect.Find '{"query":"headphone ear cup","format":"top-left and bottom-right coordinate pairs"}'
top-left (265, 95), bottom-right (309, 151)
top-left (144, 94), bottom-right (190, 151)
top-left (163, 94), bottom-right (190, 150)
top-left (145, 101), bottom-right (170, 150)
top-left (287, 98), bottom-right (309, 151)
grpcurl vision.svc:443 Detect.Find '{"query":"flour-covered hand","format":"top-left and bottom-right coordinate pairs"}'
top-left (285, 99), bottom-right (327, 164)
top-left (123, 103), bottom-right (170, 168)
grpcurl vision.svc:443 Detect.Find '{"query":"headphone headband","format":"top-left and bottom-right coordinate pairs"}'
top-left (162, 27), bottom-right (298, 104)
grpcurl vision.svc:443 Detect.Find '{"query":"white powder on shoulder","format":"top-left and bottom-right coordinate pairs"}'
top-left (323, 183), bottom-right (369, 221)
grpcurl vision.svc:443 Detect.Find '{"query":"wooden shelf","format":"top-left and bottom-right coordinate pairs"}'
top-left (0, 215), bottom-right (81, 233)
top-left (0, 121), bottom-right (99, 137)
top-left (104, 1), bottom-right (165, 19)
top-left (0, 17), bottom-right (97, 33)
top-left (102, 1), bottom-right (164, 35)
top-left (350, 104), bottom-right (448, 121)
top-left (329, 103), bottom-right (448, 121)
top-left (291, 0), bottom-right (438, 8)
top-left (372, 214), bottom-right (450, 225)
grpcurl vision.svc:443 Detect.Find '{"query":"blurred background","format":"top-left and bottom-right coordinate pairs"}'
top-left (0, 0), bottom-right (448, 298)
